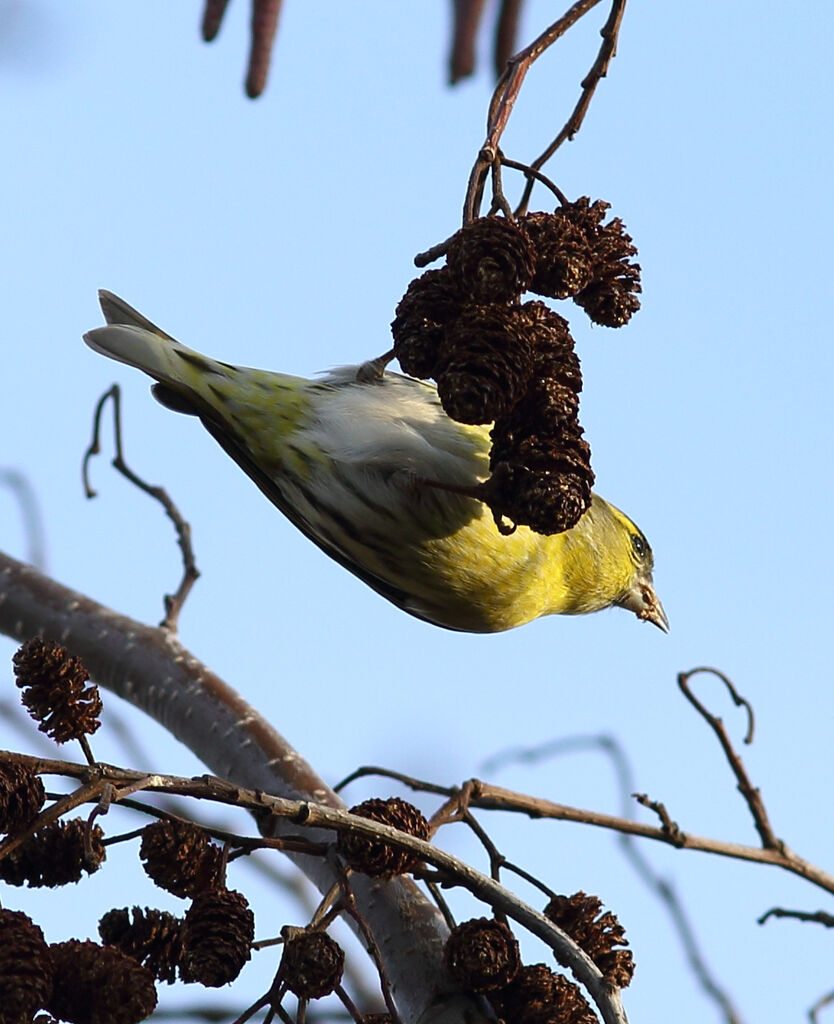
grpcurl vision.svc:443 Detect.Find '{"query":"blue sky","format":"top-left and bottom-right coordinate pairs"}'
top-left (1, 3), bottom-right (833, 1022)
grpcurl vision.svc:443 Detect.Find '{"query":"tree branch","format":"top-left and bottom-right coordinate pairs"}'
top-left (0, 549), bottom-right (484, 1024)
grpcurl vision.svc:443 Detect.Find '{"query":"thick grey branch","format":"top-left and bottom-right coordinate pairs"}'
top-left (0, 550), bottom-right (483, 1024)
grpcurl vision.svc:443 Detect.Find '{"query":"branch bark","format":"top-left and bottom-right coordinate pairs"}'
top-left (0, 549), bottom-right (486, 1024)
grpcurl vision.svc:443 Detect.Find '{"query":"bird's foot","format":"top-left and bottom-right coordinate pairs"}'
top-left (355, 349), bottom-right (395, 382)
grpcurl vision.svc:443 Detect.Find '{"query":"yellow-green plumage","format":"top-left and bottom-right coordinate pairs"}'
top-left (84, 291), bottom-right (667, 634)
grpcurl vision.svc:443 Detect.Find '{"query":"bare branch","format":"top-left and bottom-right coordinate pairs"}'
top-left (0, 747), bottom-right (630, 1024)
top-left (464, 0), bottom-right (626, 222)
top-left (758, 907), bottom-right (834, 929)
top-left (0, 549), bottom-right (484, 1024)
top-left (82, 385), bottom-right (200, 632)
top-left (810, 990), bottom-right (834, 1024)
top-left (517, 0), bottom-right (627, 213)
top-left (678, 667), bottom-right (781, 850)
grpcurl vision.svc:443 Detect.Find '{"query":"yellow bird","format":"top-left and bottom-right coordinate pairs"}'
top-left (84, 291), bottom-right (667, 634)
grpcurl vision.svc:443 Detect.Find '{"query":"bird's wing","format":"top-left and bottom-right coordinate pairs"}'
top-left (197, 413), bottom-right (457, 627)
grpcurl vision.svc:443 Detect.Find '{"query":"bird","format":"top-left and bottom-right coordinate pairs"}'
top-left (84, 290), bottom-right (667, 634)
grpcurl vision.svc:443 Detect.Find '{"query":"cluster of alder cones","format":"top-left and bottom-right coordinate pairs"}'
top-left (391, 200), bottom-right (640, 535)
top-left (1, 630), bottom-right (635, 1024)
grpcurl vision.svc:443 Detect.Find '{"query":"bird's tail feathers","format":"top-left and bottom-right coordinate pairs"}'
top-left (97, 289), bottom-right (176, 339)
top-left (83, 292), bottom-right (221, 401)
top-left (83, 323), bottom-right (192, 386)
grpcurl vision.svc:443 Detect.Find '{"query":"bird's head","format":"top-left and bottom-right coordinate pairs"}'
top-left (564, 496), bottom-right (668, 631)
top-left (611, 527), bottom-right (668, 632)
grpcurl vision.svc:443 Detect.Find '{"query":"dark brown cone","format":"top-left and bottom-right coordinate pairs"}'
top-left (518, 302), bottom-right (582, 393)
top-left (12, 638), bottom-right (102, 743)
top-left (0, 909), bottom-right (54, 1023)
top-left (506, 379), bottom-right (580, 433)
top-left (338, 796), bottom-right (429, 879)
top-left (139, 820), bottom-right (223, 898)
top-left (554, 196), bottom-right (612, 238)
top-left (0, 759), bottom-right (46, 835)
top-left (447, 216), bottom-right (536, 304)
top-left (520, 212), bottom-right (594, 299)
top-left (99, 907), bottom-right (184, 986)
top-left (574, 276), bottom-right (641, 329)
top-left (279, 931), bottom-right (345, 999)
top-left (544, 892), bottom-right (634, 988)
top-left (485, 460), bottom-right (594, 537)
top-left (179, 889), bottom-right (254, 987)
top-left (391, 268), bottom-right (463, 379)
top-left (596, 948), bottom-right (635, 989)
top-left (444, 918), bottom-right (521, 993)
top-left (47, 939), bottom-right (157, 1024)
top-left (0, 819), bottom-right (105, 888)
top-left (436, 306), bottom-right (533, 424)
top-left (564, 199), bottom-right (641, 328)
top-left (489, 963), bottom-right (598, 1024)
top-left (487, 402), bottom-right (594, 536)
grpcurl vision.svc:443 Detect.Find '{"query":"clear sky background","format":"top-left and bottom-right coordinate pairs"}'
top-left (1, 3), bottom-right (833, 1022)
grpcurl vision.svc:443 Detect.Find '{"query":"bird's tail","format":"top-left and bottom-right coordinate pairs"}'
top-left (83, 290), bottom-right (213, 397)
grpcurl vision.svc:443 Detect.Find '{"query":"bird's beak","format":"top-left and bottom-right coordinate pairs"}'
top-left (618, 578), bottom-right (669, 633)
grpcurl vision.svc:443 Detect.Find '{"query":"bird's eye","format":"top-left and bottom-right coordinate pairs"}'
top-left (631, 533), bottom-right (646, 557)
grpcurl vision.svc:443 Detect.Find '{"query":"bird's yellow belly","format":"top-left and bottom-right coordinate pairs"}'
top-left (397, 514), bottom-right (569, 633)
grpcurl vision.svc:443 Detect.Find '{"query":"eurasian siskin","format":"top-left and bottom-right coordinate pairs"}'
top-left (84, 291), bottom-right (666, 634)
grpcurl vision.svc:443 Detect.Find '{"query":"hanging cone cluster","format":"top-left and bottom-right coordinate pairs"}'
top-left (279, 930), bottom-right (345, 999)
top-left (99, 907), bottom-right (184, 985)
top-left (489, 963), bottom-right (597, 1024)
top-left (0, 819), bottom-right (105, 888)
top-left (337, 796), bottom-right (429, 879)
top-left (12, 637), bottom-right (102, 743)
top-left (544, 891), bottom-right (635, 988)
top-left (392, 202), bottom-right (638, 534)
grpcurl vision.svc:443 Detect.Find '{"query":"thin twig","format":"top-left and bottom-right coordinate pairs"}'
top-left (517, 0), bottom-right (627, 214)
top-left (413, 232), bottom-right (458, 269)
top-left (500, 156), bottom-right (569, 206)
top-left (422, 878), bottom-right (458, 932)
top-left (480, 735), bottom-right (746, 1024)
top-left (82, 385), bottom-right (200, 631)
top-left (329, 853), bottom-right (403, 1024)
top-left (810, 990), bottom-right (834, 1023)
top-left (758, 907), bottom-right (834, 929)
top-left (632, 793), bottom-right (686, 847)
top-left (463, 0), bottom-right (610, 223)
top-left (334, 765), bottom-right (452, 797)
top-left (229, 990), bottom-right (272, 1024)
top-left (678, 667), bottom-right (781, 851)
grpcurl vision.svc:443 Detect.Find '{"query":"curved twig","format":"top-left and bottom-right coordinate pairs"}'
top-left (678, 667), bottom-right (780, 851)
top-left (82, 385), bottom-right (200, 632)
